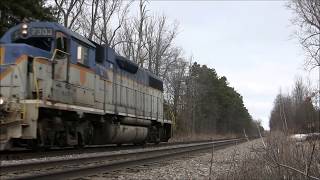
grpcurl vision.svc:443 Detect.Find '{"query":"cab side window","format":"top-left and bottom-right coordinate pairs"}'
top-left (55, 32), bottom-right (68, 59)
top-left (77, 45), bottom-right (89, 66)
top-left (56, 37), bottom-right (67, 52)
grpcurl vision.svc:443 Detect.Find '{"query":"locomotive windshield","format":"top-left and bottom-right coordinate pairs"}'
top-left (11, 26), bottom-right (54, 52)
top-left (13, 37), bottom-right (53, 52)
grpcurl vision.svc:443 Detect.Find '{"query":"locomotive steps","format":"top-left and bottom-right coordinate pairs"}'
top-left (1, 138), bottom-right (247, 180)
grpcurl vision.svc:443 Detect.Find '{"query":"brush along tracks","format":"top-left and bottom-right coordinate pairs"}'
top-left (0, 138), bottom-right (246, 180)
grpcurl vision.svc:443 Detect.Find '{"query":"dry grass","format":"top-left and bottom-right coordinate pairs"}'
top-left (218, 132), bottom-right (320, 180)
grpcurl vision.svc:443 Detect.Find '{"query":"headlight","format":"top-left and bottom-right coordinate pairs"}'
top-left (21, 29), bottom-right (28, 35)
top-left (0, 97), bottom-right (4, 105)
top-left (22, 24), bottom-right (28, 29)
top-left (21, 23), bottom-right (28, 36)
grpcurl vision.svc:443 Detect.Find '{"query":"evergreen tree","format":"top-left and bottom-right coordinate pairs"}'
top-left (0, 0), bottom-right (55, 36)
top-left (181, 62), bottom-right (256, 136)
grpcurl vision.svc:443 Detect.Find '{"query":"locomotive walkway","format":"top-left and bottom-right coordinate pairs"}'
top-left (0, 138), bottom-right (247, 180)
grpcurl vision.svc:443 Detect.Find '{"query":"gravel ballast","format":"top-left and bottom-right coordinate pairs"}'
top-left (84, 139), bottom-right (263, 180)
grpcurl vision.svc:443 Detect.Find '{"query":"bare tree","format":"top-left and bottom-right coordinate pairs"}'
top-left (136, 0), bottom-right (148, 66)
top-left (95, 0), bottom-right (130, 47)
top-left (72, 0), bottom-right (130, 46)
top-left (116, 0), bottom-right (148, 66)
top-left (144, 15), bottom-right (178, 75)
top-left (289, 0), bottom-right (320, 132)
top-left (289, 0), bottom-right (320, 69)
top-left (75, 0), bottom-right (100, 39)
top-left (270, 77), bottom-right (318, 133)
top-left (116, 0), bottom-right (179, 71)
top-left (85, 0), bottom-right (100, 40)
top-left (117, 20), bottom-right (136, 59)
top-left (54, 0), bottom-right (85, 29)
top-left (166, 55), bottom-right (188, 129)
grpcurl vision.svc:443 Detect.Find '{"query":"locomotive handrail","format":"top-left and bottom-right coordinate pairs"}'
top-left (32, 61), bottom-right (40, 103)
top-left (51, 48), bottom-right (70, 61)
top-left (28, 49), bottom-right (69, 104)
top-left (0, 63), bottom-right (17, 67)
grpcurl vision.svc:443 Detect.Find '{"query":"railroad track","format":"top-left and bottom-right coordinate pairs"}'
top-left (1, 138), bottom-right (247, 180)
top-left (0, 137), bottom-right (238, 161)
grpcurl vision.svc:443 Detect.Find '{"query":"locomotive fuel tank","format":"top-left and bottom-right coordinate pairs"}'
top-left (105, 123), bottom-right (148, 144)
top-left (90, 120), bottom-right (149, 145)
top-left (120, 117), bottom-right (152, 127)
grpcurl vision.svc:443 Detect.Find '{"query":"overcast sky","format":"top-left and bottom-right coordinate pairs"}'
top-left (141, 1), bottom-right (318, 130)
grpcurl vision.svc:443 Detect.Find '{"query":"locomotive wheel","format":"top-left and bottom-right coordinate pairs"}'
top-left (134, 141), bottom-right (146, 146)
top-left (33, 119), bottom-right (47, 151)
top-left (154, 127), bottom-right (161, 144)
top-left (154, 138), bottom-right (160, 145)
top-left (30, 128), bottom-right (47, 151)
top-left (55, 131), bottom-right (67, 147)
top-left (74, 132), bottom-right (84, 148)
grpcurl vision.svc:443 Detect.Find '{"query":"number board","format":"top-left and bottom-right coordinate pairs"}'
top-left (30, 28), bottom-right (53, 36)
top-left (11, 27), bottom-right (54, 40)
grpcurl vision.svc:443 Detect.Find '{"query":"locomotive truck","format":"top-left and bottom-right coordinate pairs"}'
top-left (0, 22), bottom-right (172, 150)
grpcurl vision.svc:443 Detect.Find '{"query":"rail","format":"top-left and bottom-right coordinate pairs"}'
top-left (0, 138), bottom-right (247, 180)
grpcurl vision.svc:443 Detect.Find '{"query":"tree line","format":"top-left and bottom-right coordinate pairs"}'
top-left (175, 63), bottom-right (262, 136)
top-left (269, 0), bottom-right (320, 134)
top-left (0, 0), bottom-right (262, 136)
top-left (269, 78), bottom-right (319, 133)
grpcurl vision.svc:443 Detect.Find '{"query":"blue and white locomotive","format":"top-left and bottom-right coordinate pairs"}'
top-left (0, 22), bottom-right (171, 150)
